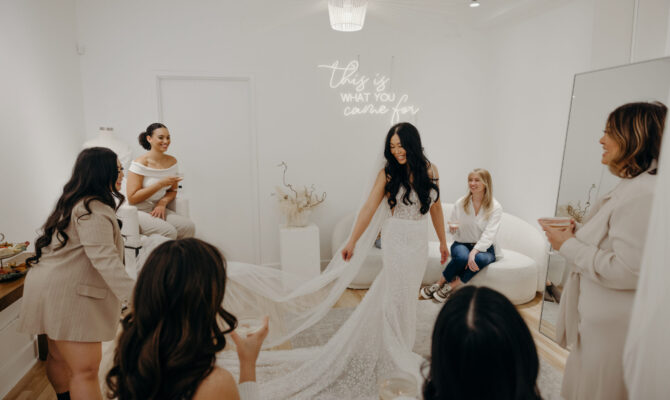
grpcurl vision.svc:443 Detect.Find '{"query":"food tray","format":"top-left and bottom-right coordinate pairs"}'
top-left (0, 269), bottom-right (27, 282)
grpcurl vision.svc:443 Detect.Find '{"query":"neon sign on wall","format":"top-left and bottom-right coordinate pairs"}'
top-left (318, 60), bottom-right (419, 124)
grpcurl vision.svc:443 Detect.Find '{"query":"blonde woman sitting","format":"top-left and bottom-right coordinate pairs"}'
top-left (421, 168), bottom-right (503, 303)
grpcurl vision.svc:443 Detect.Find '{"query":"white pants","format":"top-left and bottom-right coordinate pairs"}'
top-left (137, 207), bottom-right (195, 239)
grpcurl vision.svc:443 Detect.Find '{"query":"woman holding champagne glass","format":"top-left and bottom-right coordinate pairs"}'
top-left (421, 168), bottom-right (503, 303)
top-left (541, 101), bottom-right (666, 399)
top-left (126, 122), bottom-right (195, 239)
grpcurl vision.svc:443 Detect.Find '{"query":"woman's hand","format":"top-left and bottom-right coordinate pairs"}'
top-left (467, 249), bottom-right (480, 272)
top-left (541, 225), bottom-right (575, 250)
top-left (159, 175), bottom-right (182, 188)
top-left (440, 242), bottom-right (449, 264)
top-left (341, 241), bottom-right (355, 261)
top-left (150, 204), bottom-right (167, 220)
top-left (230, 316), bottom-right (269, 365)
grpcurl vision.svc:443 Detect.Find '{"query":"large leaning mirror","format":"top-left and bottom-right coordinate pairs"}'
top-left (539, 56), bottom-right (670, 342)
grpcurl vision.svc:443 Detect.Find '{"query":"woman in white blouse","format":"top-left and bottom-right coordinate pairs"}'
top-left (542, 101), bottom-right (666, 400)
top-left (127, 123), bottom-right (195, 239)
top-left (421, 168), bottom-right (503, 303)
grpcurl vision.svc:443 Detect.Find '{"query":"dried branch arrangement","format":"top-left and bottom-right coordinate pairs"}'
top-left (557, 183), bottom-right (596, 223)
top-left (273, 162), bottom-right (326, 226)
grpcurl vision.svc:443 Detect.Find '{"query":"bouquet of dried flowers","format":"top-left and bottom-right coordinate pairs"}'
top-left (273, 162), bottom-right (326, 227)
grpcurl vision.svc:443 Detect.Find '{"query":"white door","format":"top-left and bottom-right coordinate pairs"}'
top-left (158, 76), bottom-right (259, 263)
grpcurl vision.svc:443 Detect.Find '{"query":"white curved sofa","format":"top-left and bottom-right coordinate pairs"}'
top-left (331, 203), bottom-right (548, 305)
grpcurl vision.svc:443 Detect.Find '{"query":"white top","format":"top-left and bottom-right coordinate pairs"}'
top-left (450, 195), bottom-right (503, 256)
top-left (128, 161), bottom-right (179, 203)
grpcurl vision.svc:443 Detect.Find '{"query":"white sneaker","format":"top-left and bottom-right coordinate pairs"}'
top-left (420, 283), bottom-right (440, 300)
top-left (432, 283), bottom-right (453, 303)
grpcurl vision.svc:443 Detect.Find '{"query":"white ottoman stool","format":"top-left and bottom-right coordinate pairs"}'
top-left (424, 243), bottom-right (537, 305)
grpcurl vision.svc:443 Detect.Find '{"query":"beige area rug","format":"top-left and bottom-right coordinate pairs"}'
top-left (292, 301), bottom-right (563, 400)
top-left (99, 302), bottom-right (563, 399)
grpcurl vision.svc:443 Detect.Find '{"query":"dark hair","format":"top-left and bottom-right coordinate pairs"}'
top-left (26, 147), bottom-right (124, 266)
top-left (106, 238), bottom-right (237, 400)
top-left (423, 286), bottom-right (542, 400)
top-left (384, 122), bottom-right (439, 214)
top-left (138, 122), bottom-right (167, 150)
top-left (605, 101), bottom-right (666, 178)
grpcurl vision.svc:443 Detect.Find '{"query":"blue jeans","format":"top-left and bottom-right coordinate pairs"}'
top-left (442, 242), bottom-right (495, 284)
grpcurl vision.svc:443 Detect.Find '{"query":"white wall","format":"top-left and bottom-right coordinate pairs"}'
top-left (0, 0), bottom-right (85, 248)
top-left (479, 0), bottom-right (595, 224)
top-left (481, 0), bottom-right (670, 225)
top-left (74, 0), bottom-right (490, 265)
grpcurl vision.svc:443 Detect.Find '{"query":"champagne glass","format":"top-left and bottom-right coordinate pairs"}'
top-left (447, 220), bottom-right (460, 241)
top-left (235, 317), bottom-right (264, 336)
top-left (378, 370), bottom-right (419, 400)
top-left (538, 217), bottom-right (571, 255)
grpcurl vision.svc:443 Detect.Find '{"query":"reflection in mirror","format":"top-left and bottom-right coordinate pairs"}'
top-left (539, 56), bottom-right (670, 342)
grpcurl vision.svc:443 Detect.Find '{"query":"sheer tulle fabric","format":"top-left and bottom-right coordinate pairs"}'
top-left (223, 200), bottom-right (390, 348)
top-left (218, 188), bottom-right (434, 399)
top-left (624, 152), bottom-right (669, 395)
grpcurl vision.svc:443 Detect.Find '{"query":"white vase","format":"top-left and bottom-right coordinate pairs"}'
top-left (286, 209), bottom-right (311, 227)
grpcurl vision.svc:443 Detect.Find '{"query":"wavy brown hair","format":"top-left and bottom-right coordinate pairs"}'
top-left (462, 168), bottom-right (494, 219)
top-left (106, 238), bottom-right (237, 400)
top-left (605, 101), bottom-right (666, 178)
top-left (26, 147), bottom-right (124, 266)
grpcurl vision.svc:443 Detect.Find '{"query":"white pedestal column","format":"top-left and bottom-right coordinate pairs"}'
top-left (279, 224), bottom-right (321, 288)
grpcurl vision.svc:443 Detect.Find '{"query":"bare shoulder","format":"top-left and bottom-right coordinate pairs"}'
top-left (165, 154), bottom-right (178, 167)
top-left (133, 154), bottom-right (149, 166)
top-left (428, 162), bottom-right (439, 179)
top-left (192, 367), bottom-right (240, 400)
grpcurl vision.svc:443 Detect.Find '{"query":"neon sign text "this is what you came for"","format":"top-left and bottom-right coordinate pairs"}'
top-left (317, 60), bottom-right (419, 124)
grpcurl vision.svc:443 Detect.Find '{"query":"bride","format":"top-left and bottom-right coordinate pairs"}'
top-left (218, 122), bottom-right (449, 399)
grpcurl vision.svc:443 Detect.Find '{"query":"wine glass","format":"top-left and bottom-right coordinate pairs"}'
top-left (235, 317), bottom-right (264, 336)
top-left (378, 370), bottom-right (419, 400)
top-left (447, 220), bottom-right (459, 241)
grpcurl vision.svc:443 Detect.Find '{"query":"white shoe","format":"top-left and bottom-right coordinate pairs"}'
top-left (420, 283), bottom-right (440, 300)
top-left (432, 283), bottom-right (453, 303)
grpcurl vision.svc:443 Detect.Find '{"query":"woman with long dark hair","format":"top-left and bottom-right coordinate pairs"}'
top-left (126, 122), bottom-right (195, 239)
top-left (18, 147), bottom-right (135, 400)
top-left (423, 286), bottom-right (542, 400)
top-left (214, 122), bottom-right (448, 398)
top-left (106, 238), bottom-right (267, 400)
top-left (542, 101), bottom-right (666, 399)
top-left (341, 122), bottom-right (448, 262)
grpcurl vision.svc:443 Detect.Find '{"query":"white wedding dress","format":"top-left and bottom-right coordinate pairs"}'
top-left (217, 187), bottom-right (435, 399)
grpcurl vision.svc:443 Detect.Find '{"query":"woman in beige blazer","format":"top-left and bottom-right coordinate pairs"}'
top-left (18, 147), bottom-right (135, 400)
top-left (542, 101), bottom-right (666, 400)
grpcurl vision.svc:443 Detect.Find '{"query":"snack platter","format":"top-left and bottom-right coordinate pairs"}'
top-left (0, 233), bottom-right (30, 282)
top-left (0, 260), bottom-right (28, 282)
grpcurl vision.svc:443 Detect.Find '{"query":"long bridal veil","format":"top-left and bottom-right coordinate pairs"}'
top-left (223, 157), bottom-right (389, 348)
top-left (623, 116), bottom-right (670, 398)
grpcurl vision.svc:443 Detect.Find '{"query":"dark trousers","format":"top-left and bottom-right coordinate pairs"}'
top-left (442, 242), bottom-right (495, 284)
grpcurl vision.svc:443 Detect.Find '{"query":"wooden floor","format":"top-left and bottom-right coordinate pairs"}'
top-left (4, 290), bottom-right (567, 399)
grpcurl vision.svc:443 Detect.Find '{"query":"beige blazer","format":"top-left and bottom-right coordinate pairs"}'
top-left (18, 199), bottom-right (135, 342)
top-left (557, 168), bottom-right (656, 400)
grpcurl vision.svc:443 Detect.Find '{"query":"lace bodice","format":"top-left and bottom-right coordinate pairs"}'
top-left (390, 187), bottom-right (436, 220)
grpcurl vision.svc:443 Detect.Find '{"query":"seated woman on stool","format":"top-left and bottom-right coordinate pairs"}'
top-left (126, 122), bottom-right (195, 239)
top-left (421, 168), bottom-right (503, 303)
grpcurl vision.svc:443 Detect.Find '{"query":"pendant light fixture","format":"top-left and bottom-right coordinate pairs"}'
top-left (328, 0), bottom-right (368, 32)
